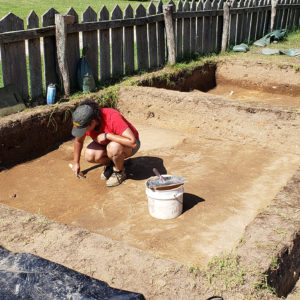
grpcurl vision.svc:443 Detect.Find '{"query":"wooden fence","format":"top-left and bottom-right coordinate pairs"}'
top-left (0, 0), bottom-right (299, 100)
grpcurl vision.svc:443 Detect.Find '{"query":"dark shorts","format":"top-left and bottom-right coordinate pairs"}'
top-left (131, 139), bottom-right (141, 157)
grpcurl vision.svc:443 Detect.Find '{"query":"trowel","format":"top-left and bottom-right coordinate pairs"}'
top-left (68, 163), bottom-right (86, 179)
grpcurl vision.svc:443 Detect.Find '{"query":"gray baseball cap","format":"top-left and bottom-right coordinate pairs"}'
top-left (72, 105), bottom-right (94, 137)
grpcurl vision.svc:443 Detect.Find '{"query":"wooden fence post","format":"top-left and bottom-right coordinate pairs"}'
top-left (221, 1), bottom-right (231, 52)
top-left (271, 0), bottom-right (278, 30)
top-left (55, 14), bottom-right (74, 96)
top-left (163, 4), bottom-right (176, 65)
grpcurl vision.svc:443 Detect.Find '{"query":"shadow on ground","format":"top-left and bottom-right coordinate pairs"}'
top-left (182, 193), bottom-right (205, 214)
top-left (125, 156), bottom-right (167, 180)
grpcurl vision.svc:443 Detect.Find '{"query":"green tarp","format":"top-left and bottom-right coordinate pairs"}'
top-left (253, 29), bottom-right (287, 47)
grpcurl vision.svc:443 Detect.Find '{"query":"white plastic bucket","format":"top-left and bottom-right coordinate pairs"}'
top-left (146, 185), bottom-right (184, 219)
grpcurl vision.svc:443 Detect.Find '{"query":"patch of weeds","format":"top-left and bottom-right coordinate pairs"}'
top-left (23, 237), bottom-right (31, 245)
top-left (255, 241), bottom-right (266, 249)
top-left (36, 209), bottom-right (52, 234)
top-left (188, 265), bottom-right (201, 277)
top-left (273, 228), bottom-right (287, 237)
top-left (6, 234), bottom-right (19, 243)
top-left (294, 65), bottom-right (300, 72)
top-left (47, 105), bottom-right (59, 131)
top-left (278, 213), bottom-right (292, 221)
top-left (63, 107), bottom-right (73, 122)
top-left (269, 256), bottom-right (279, 271)
top-left (236, 237), bottom-right (246, 248)
top-left (22, 215), bottom-right (36, 225)
top-left (94, 85), bottom-right (120, 108)
top-left (205, 252), bottom-right (246, 293)
top-left (253, 273), bottom-right (277, 295)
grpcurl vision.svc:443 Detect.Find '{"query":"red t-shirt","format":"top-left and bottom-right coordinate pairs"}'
top-left (86, 108), bottom-right (139, 145)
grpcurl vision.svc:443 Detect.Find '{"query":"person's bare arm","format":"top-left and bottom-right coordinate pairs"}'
top-left (96, 128), bottom-right (137, 149)
top-left (73, 135), bottom-right (86, 174)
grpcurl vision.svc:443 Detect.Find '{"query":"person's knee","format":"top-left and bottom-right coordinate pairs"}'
top-left (84, 148), bottom-right (95, 162)
top-left (107, 142), bottom-right (124, 158)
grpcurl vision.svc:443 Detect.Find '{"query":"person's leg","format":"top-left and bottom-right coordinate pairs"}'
top-left (105, 142), bottom-right (132, 187)
top-left (106, 141), bottom-right (133, 171)
top-left (85, 141), bottom-right (111, 165)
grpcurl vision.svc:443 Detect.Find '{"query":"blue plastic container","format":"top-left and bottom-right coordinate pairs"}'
top-left (46, 84), bottom-right (56, 104)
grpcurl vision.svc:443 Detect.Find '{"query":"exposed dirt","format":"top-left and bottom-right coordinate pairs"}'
top-left (0, 59), bottom-right (300, 299)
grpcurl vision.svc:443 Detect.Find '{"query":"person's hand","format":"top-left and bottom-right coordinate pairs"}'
top-left (72, 162), bottom-right (80, 175)
top-left (96, 133), bottom-right (107, 144)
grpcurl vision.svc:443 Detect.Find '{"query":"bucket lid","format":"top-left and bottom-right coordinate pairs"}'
top-left (146, 175), bottom-right (187, 189)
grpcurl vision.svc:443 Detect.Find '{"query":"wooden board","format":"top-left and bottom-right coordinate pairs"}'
top-left (42, 8), bottom-right (60, 89)
top-left (136, 4), bottom-right (149, 71)
top-left (82, 7), bottom-right (98, 81)
top-left (124, 5), bottom-right (134, 74)
top-left (148, 2), bottom-right (158, 69)
top-left (111, 5), bottom-right (123, 77)
top-left (27, 11), bottom-right (43, 100)
top-left (183, 0), bottom-right (191, 57)
top-left (157, 1), bottom-right (165, 66)
top-left (0, 13), bottom-right (28, 99)
top-left (66, 8), bottom-right (80, 91)
top-left (99, 6), bottom-right (111, 81)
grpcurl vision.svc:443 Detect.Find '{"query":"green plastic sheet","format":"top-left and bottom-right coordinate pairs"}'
top-left (254, 29), bottom-right (286, 47)
top-left (233, 43), bottom-right (249, 52)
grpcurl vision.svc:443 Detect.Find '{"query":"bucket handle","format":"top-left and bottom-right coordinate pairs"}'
top-left (173, 193), bottom-right (183, 204)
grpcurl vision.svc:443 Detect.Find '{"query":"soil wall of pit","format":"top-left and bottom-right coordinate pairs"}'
top-left (0, 103), bottom-right (75, 168)
top-left (139, 61), bottom-right (300, 96)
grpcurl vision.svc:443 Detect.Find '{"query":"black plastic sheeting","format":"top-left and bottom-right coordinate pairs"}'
top-left (0, 246), bottom-right (145, 300)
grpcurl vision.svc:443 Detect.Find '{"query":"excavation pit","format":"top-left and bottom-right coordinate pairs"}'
top-left (0, 60), bottom-right (300, 298)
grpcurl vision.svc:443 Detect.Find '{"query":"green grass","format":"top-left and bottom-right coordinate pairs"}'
top-left (0, 0), bottom-right (166, 23)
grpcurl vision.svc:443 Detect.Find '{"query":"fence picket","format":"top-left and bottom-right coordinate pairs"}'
top-left (99, 6), bottom-right (110, 81)
top-left (216, 0), bottom-right (223, 51)
top-left (66, 7), bottom-right (80, 90)
top-left (295, 0), bottom-right (300, 28)
top-left (0, 13), bottom-right (28, 99)
top-left (111, 5), bottom-right (123, 77)
top-left (281, 0), bottom-right (288, 28)
top-left (276, 0), bottom-right (283, 29)
top-left (256, 0), bottom-right (262, 38)
top-left (190, 0), bottom-right (196, 54)
top-left (286, 0), bottom-right (292, 29)
top-left (242, 0), bottom-right (250, 42)
top-left (42, 8), bottom-right (59, 89)
top-left (248, 0), bottom-right (255, 41)
top-left (236, 0), bottom-right (244, 44)
top-left (157, 1), bottom-right (165, 66)
top-left (196, 0), bottom-right (204, 54)
top-left (211, 0), bottom-right (218, 52)
top-left (124, 5), bottom-right (134, 74)
top-left (176, 0), bottom-right (183, 59)
top-left (148, 2), bottom-right (158, 69)
top-left (289, 0), bottom-right (295, 29)
top-left (262, 0), bottom-right (270, 35)
top-left (203, 0), bottom-right (212, 53)
top-left (82, 7), bottom-right (98, 81)
top-left (183, 0), bottom-right (191, 57)
top-left (27, 11), bottom-right (43, 100)
top-left (136, 4), bottom-right (149, 71)
top-left (229, 0), bottom-right (238, 45)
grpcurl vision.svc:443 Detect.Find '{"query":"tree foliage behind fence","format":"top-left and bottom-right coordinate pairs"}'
top-left (0, 0), bottom-right (299, 100)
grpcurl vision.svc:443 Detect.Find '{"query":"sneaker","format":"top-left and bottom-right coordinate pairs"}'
top-left (100, 162), bottom-right (114, 180)
top-left (106, 169), bottom-right (126, 187)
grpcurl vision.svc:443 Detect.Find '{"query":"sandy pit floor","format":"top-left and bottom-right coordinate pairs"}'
top-left (1, 124), bottom-right (299, 267)
top-left (206, 84), bottom-right (300, 108)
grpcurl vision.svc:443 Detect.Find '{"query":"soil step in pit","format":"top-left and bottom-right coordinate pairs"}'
top-left (1, 124), bottom-right (299, 267)
top-left (140, 61), bottom-right (300, 107)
